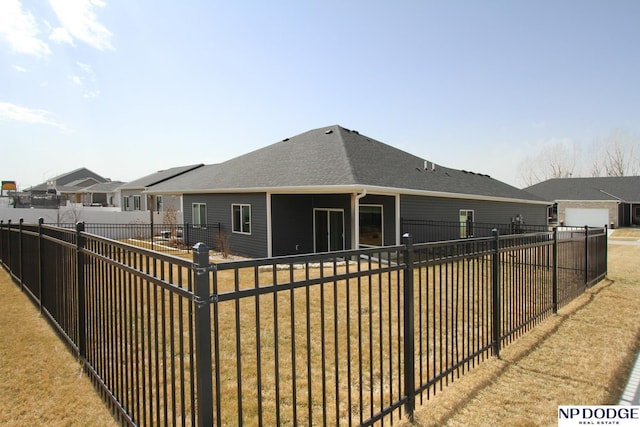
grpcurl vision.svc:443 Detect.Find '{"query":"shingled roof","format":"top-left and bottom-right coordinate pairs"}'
top-left (118, 164), bottom-right (204, 190)
top-left (525, 176), bottom-right (640, 202)
top-left (27, 167), bottom-right (107, 192)
top-left (149, 125), bottom-right (546, 203)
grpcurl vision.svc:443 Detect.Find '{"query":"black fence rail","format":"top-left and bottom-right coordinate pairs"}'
top-left (401, 218), bottom-right (550, 243)
top-left (0, 219), bottom-right (607, 426)
top-left (55, 222), bottom-right (222, 254)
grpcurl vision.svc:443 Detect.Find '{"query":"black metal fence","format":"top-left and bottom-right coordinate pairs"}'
top-left (55, 222), bottom-right (222, 254)
top-left (401, 218), bottom-right (550, 242)
top-left (0, 219), bottom-right (607, 426)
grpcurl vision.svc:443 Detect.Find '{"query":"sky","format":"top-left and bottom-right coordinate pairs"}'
top-left (1, 1), bottom-right (639, 190)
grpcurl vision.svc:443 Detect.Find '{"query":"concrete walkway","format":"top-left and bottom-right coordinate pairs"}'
top-left (620, 350), bottom-right (640, 405)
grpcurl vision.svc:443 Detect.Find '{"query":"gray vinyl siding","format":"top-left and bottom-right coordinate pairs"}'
top-left (121, 189), bottom-right (146, 211)
top-left (271, 195), bottom-right (314, 256)
top-left (184, 193), bottom-right (268, 258)
top-left (271, 194), bottom-right (352, 256)
top-left (400, 195), bottom-right (548, 227)
top-left (159, 194), bottom-right (181, 215)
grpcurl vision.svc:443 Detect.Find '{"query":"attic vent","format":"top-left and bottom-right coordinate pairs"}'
top-left (424, 160), bottom-right (436, 171)
top-left (282, 138), bottom-right (290, 141)
top-left (351, 130), bottom-right (359, 134)
top-left (325, 130), bottom-right (333, 135)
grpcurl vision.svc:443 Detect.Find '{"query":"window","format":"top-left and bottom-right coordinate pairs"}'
top-left (155, 195), bottom-right (163, 212)
top-left (123, 197), bottom-right (130, 210)
top-left (459, 209), bottom-right (474, 238)
top-left (133, 195), bottom-right (141, 211)
top-left (359, 205), bottom-right (383, 246)
top-left (192, 203), bottom-right (207, 228)
top-left (232, 204), bottom-right (251, 234)
top-left (548, 203), bottom-right (558, 224)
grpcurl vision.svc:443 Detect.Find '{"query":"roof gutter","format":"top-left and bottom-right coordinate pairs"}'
top-left (145, 184), bottom-right (549, 205)
top-left (599, 189), bottom-right (626, 203)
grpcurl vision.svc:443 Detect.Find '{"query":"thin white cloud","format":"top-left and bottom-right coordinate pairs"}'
top-left (0, 0), bottom-right (51, 57)
top-left (68, 61), bottom-right (100, 99)
top-left (69, 74), bottom-right (83, 86)
top-left (48, 0), bottom-right (114, 51)
top-left (76, 61), bottom-right (94, 75)
top-left (0, 102), bottom-right (70, 132)
top-left (12, 65), bottom-right (28, 72)
top-left (82, 89), bottom-right (100, 99)
top-left (48, 26), bottom-right (74, 45)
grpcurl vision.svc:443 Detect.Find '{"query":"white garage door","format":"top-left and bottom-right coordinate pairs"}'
top-left (564, 208), bottom-right (609, 227)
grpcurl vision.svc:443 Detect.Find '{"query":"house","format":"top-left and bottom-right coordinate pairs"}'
top-left (118, 164), bottom-right (204, 213)
top-left (26, 167), bottom-right (109, 208)
top-left (524, 176), bottom-right (640, 228)
top-left (146, 125), bottom-right (549, 258)
top-left (78, 181), bottom-right (126, 207)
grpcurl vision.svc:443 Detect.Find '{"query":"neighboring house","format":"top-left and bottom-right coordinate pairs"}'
top-left (147, 125), bottom-right (549, 258)
top-left (26, 167), bottom-right (109, 208)
top-left (524, 176), bottom-right (640, 228)
top-left (79, 181), bottom-right (126, 207)
top-left (118, 164), bottom-right (204, 213)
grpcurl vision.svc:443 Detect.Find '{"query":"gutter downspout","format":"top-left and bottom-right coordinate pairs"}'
top-left (354, 190), bottom-right (367, 249)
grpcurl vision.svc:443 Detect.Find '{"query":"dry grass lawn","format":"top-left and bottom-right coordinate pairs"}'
top-left (0, 270), bottom-right (118, 426)
top-left (609, 228), bottom-right (640, 240)
top-left (406, 243), bottom-right (640, 427)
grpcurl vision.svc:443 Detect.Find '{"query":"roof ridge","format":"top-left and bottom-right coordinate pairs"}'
top-left (331, 126), bottom-right (359, 184)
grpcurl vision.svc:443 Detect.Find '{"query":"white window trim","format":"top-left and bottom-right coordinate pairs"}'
top-left (192, 203), bottom-right (207, 228)
top-left (359, 204), bottom-right (384, 247)
top-left (232, 204), bottom-right (251, 235)
top-left (313, 208), bottom-right (345, 253)
top-left (133, 195), bottom-right (142, 211)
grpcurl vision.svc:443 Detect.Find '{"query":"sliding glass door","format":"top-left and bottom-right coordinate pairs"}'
top-left (314, 209), bottom-right (344, 252)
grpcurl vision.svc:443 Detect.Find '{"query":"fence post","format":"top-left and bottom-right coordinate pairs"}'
top-left (0, 220), bottom-right (3, 264)
top-left (552, 227), bottom-right (558, 314)
top-left (401, 233), bottom-right (415, 421)
top-left (76, 222), bottom-right (87, 360)
top-left (193, 242), bottom-right (214, 427)
top-left (584, 225), bottom-right (589, 286)
top-left (6, 220), bottom-right (11, 276)
top-left (18, 218), bottom-right (24, 291)
top-left (150, 213), bottom-right (154, 252)
top-left (38, 218), bottom-right (44, 314)
top-left (604, 224), bottom-right (608, 276)
top-left (491, 229), bottom-right (501, 358)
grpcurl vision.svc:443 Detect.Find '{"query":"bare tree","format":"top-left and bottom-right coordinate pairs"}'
top-left (589, 130), bottom-right (640, 177)
top-left (520, 131), bottom-right (640, 186)
top-left (519, 139), bottom-right (578, 186)
top-left (163, 204), bottom-right (178, 225)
